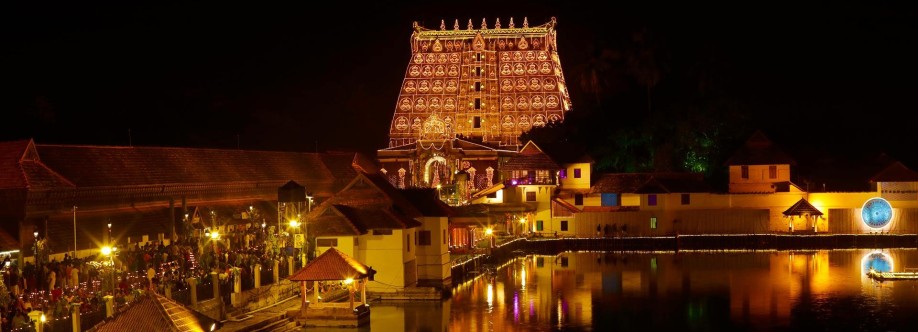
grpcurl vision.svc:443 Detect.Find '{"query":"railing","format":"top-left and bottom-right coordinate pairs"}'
top-left (172, 288), bottom-right (192, 306)
top-left (197, 281), bottom-right (215, 301)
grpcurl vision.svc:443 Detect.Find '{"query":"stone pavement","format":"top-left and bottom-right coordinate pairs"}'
top-left (219, 295), bottom-right (303, 332)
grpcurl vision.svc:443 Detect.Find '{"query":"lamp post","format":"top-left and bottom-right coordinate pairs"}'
top-left (101, 246), bottom-right (115, 293)
top-left (72, 206), bottom-right (78, 259)
top-left (205, 229), bottom-right (220, 270)
top-left (107, 223), bottom-right (112, 246)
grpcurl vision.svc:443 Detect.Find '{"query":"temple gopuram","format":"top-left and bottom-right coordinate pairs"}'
top-left (379, 17), bottom-right (572, 203)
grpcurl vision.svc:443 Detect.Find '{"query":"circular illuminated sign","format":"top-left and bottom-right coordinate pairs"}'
top-left (861, 251), bottom-right (894, 274)
top-left (861, 197), bottom-right (893, 228)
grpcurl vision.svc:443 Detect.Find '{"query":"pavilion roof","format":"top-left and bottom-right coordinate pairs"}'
top-left (783, 198), bottom-right (823, 216)
top-left (289, 247), bottom-right (373, 281)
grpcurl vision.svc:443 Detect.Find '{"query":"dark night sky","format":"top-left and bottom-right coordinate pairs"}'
top-left (3, 1), bottom-right (918, 170)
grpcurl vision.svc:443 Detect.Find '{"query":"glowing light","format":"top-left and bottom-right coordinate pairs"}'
top-left (211, 323), bottom-right (216, 331)
top-left (485, 228), bottom-right (493, 236)
top-left (289, 220), bottom-right (300, 228)
top-left (101, 246), bottom-right (112, 256)
top-left (520, 268), bottom-right (526, 289)
top-left (519, 218), bottom-right (527, 224)
top-left (344, 278), bottom-right (354, 285)
top-left (210, 231), bottom-right (220, 240)
top-left (862, 197), bottom-right (893, 228)
top-left (862, 251), bottom-right (894, 274)
top-left (486, 283), bottom-right (494, 308)
top-left (40, 314), bottom-right (46, 323)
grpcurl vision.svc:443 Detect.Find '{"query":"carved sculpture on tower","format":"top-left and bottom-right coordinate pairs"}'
top-left (387, 17), bottom-right (572, 149)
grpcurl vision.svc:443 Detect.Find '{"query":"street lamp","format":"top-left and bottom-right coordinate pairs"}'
top-left (72, 206), bottom-right (78, 259)
top-left (101, 246), bottom-right (115, 293)
top-left (107, 223), bottom-right (112, 246)
top-left (207, 229), bottom-right (220, 270)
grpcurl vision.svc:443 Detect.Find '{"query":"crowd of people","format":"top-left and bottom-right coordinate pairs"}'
top-left (0, 222), bottom-right (304, 332)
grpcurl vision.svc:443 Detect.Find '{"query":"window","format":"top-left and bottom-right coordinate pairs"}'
top-left (648, 194), bottom-right (657, 206)
top-left (574, 168), bottom-right (582, 178)
top-left (475, 81), bottom-right (481, 91)
top-left (526, 191), bottom-right (536, 201)
top-left (419, 230), bottom-right (431, 246)
top-left (561, 220), bottom-right (568, 231)
top-left (407, 233), bottom-right (411, 252)
top-left (601, 193), bottom-right (619, 207)
top-left (475, 66), bottom-right (481, 76)
top-left (560, 257), bottom-right (569, 267)
top-left (537, 257), bottom-right (544, 267)
top-left (535, 170), bottom-right (551, 183)
top-left (650, 217), bottom-right (657, 229)
top-left (373, 229), bottom-right (393, 235)
top-left (476, 52), bottom-right (482, 61)
top-left (487, 191), bottom-right (497, 198)
top-left (559, 169), bottom-right (567, 179)
top-left (474, 98), bottom-right (481, 110)
top-left (741, 165), bottom-right (749, 179)
top-left (574, 193), bottom-right (584, 205)
top-left (354, 237), bottom-right (359, 246)
top-left (473, 115), bottom-right (481, 127)
top-left (443, 229), bottom-right (447, 244)
top-left (681, 193), bottom-right (691, 205)
top-left (316, 238), bottom-right (338, 247)
top-left (536, 220), bottom-right (544, 231)
top-left (769, 165), bottom-right (777, 179)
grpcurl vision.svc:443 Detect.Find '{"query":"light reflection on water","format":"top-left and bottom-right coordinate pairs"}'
top-left (303, 249), bottom-right (918, 331)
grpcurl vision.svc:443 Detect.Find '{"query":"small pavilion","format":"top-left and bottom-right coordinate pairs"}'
top-left (783, 198), bottom-right (824, 233)
top-left (288, 247), bottom-right (374, 327)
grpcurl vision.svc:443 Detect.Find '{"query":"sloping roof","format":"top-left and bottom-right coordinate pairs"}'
top-left (870, 161), bottom-right (918, 182)
top-left (335, 204), bottom-right (421, 230)
top-left (399, 188), bottom-right (452, 217)
top-left (0, 140), bottom-right (31, 189)
top-left (593, 173), bottom-right (709, 194)
top-left (783, 198), bottom-right (824, 216)
top-left (724, 130), bottom-right (797, 166)
top-left (501, 148), bottom-right (561, 171)
top-left (94, 291), bottom-right (212, 332)
top-left (309, 206), bottom-right (364, 237)
top-left (552, 198), bottom-right (581, 213)
top-left (289, 247), bottom-right (372, 281)
top-left (34, 144), bottom-right (340, 195)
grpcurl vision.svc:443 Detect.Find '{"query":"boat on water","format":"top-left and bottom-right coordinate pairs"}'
top-left (866, 268), bottom-right (918, 281)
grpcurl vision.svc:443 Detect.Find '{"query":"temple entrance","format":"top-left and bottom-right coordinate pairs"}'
top-left (424, 156), bottom-right (449, 188)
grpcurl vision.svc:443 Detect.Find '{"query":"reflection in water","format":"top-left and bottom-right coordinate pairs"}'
top-left (438, 249), bottom-right (918, 331)
top-left (328, 250), bottom-right (918, 331)
top-left (861, 251), bottom-right (894, 273)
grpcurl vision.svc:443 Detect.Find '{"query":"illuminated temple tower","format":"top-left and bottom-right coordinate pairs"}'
top-left (388, 17), bottom-right (571, 148)
top-left (379, 17), bottom-right (573, 197)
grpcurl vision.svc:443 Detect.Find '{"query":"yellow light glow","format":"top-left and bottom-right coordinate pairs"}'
top-left (289, 220), bottom-right (299, 228)
top-left (101, 246), bottom-right (112, 256)
top-left (437, 184), bottom-right (442, 190)
top-left (40, 314), bottom-right (46, 323)
top-left (485, 228), bottom-right (493, 235)
top-left (344, 278), bottom-right (354, 285)
top-left (210, 231), bottom-right (219, 240)
top-left (519, 218), bottom-right (527, 224)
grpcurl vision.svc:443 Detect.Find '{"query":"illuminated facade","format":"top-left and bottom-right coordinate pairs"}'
top-left (388, 17), bottom-right (572, 149)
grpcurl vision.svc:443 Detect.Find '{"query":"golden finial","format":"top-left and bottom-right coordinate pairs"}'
top-left (454, 19), bottom-right (460, 30)
top-left (467, 19), bottom-right (474, 30)
top-left (495, 18), bottom-right (501, 29)
top-left (481, 18), bottom-right (487, 30)
top-left (440, 19), bottom-right (446, 30)
top-left (508, 17), bottom-right (515, 29)
top-left (523, 17), bottom-right (529, 28)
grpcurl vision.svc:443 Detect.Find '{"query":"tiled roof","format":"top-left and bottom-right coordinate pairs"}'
top-left (335, 204), bottom-right (421, 230)
top-left (0, 140), bottom-right (32, 189)
top-left (398, 188), bottom-right (452, 217)
top-left (592, 173), bottom-right (653, 193)
top-left (34, 144), bottom-right (337, 193)
top-left (552, 198), bottom-right (581, 213)
top-left (783, 198), bottom-right (824, 216)
top-left (870, 161), bottom-right (918, 182)
top-left (309, 206), bottom-right (363, 236)
top-left (20, 161), bottom-right (75, 189)
top-left (582, 206), bottom-right (640, 212)
top-left (724, 130), bottom-right (797, 166)
top-left (94, 291), bottom-right (212, 332)
top-left (501, 153), bottom-right (561, 171)
top-left (289, 247), bottom-right (371, 281)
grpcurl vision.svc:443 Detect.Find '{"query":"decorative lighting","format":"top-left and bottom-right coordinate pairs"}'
top-left (210, 231), bottom-right (219, 240)
top-left (101, 246), bottom-right (112, 256)
top-left (485, 228), bottom-right (493, 236)
top-left (344, 278), bottom-right (354, 285)
top-left (289, 220), bottom-right (300, 228)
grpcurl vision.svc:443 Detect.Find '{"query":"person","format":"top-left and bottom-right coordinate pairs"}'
top-left (147, 265), bottom-right (156, 291)
top-left (47, 268), bottom-right (56, 292)
top-left (596, 224), bottom-right (601, 237)
top-left (70, 263), bottom-right (80, 288)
